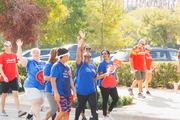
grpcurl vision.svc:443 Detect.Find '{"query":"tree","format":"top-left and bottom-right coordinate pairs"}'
top-left (83, 0), bottom-right (133, 52)
top-left (0, 0), bottom-right (49, 49)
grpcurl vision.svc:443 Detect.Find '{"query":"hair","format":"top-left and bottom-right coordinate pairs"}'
top-left (57, 47), bottom-right (69, 59)
top-left (101, 49), bottom-right (110, 56)
top-left (138, 39), bottom-right (145, 45)
top-left (30, 48), bottom-right (40, 56)
top-left (84, 45), bottom-right (91, 50)
top-left (48, 48), bottom-right (58, 64)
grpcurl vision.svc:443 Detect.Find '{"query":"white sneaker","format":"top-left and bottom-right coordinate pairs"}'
top-left (103, 116), bottom-right (109, 120)
top-left (1, 111), bottom-right (8, 116)
top-left (107, 114), bottom-right (114, 120)
top-left (174, 82), bottom-right (178, 92)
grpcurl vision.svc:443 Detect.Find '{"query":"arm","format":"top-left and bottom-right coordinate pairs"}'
top-left (16, 65), bottom-right (21, 83)
top-left (130, 58), bottom-right (134, 72)
top-left (16, 39), bottom-right (28, 67)
top-left (94, 72), bottom-right (107, 81)
top-left (76, 31), bottom-right (85, 65)
top-left (70, 78), bottom-right (76, 100)
top-left (44, 76), bottom-right (51, 81)
top-left (152, 62), bottom-right (157, 72)
top-left (0, 64), bottom-right (8, 82)
top-left (51, 77), bottom-right (60, 101)
top-left (115, 72), bottom-right (119, 84)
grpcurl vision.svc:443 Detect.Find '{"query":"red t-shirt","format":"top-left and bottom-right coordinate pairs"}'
top-left (178, 50), bottom-right (180, 59)
top-left (0, 52), bottom-right (18, 81)
top-left (129, 46), bottom-right (145, 70)
top-left (145, 54), bottom-right (153, 70)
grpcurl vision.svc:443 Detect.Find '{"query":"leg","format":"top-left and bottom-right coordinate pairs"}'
top-left (145, 72), bottom-right (152, 92)
top-left (138, 80), bottom-right (143, 93)
top-left (55, 111), bottom-right (67, 120)
top-left (81, 106), bottom-right (86, 118)
top-left (12, 91), bottom-right (20, 111)
top-left (75, 94), bottom-right (88, 120)
top-left (1, 93), bottom-right (8, 112)
top-left (63, 112), bottom-right (70, 120)
top-left (88, 92), bottom-right (98, 120)
top-left (29, 98), bottom-right (44, 120)
top-left (130, 80), bottom-right (138, 90)
top-left (99, 87), bottom-right (110, 117)
top-left (45, 92), bottom-right (58, 120)
top-left (108, 87), bottom-right (119, 113)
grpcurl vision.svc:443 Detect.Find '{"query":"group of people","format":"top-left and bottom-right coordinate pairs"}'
top-left (128, 39), bottom-right (157, 98)
top-left (0, 31), bottom-right (119, 120)
top-left (1, 34), bottom-right (180, 120)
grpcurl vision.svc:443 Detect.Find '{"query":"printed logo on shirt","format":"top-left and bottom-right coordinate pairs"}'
top-left (6, 58), bottom-right (16, 63)
top-left (36, 70), bottom-right (44, 85)
top-left (139, 52), bottom-right (145, 55)
top-left (63, 70), bottom-right (70, 78)
top-left (146, 56), bottom-right (152, 59)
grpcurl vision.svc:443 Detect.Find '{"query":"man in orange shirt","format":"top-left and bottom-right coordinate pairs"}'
top-left (128, 39), bottom-right (146, 98)
top-left (0, 41), bottom-right (26, 117)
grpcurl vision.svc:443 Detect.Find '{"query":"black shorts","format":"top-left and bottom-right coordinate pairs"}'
top-left (1, 77), bottom-right (18, 93)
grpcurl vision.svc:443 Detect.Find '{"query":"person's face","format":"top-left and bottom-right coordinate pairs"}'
top-left (139, 42), bottom-right (145, 48)
top-left (4, 45), bottom-right (11, 52)
top-left (32, 50), bottom-right (40, 60)
top-left (83, 54), bottom-right (91, 64)
top-left (85, 47), bottom-right (91, 53)
top-left (63, 54), bottom-right (69, 62)
top-left (145, 49), bottom-right (150, 54)
top-left (102, 51), bottom-right (109, 60)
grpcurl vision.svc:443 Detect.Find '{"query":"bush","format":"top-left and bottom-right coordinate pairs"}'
top-left (17, 61), bottom-right (180, 89)
top-left (71, 90), bottom-right (134, 109)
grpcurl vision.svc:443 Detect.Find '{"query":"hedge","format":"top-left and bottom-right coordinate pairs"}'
top-left (16, 61), bottom-right (180, 89)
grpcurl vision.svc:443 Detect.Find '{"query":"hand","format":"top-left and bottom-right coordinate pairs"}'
top-left (78, 39), bottom-right (84, 48)
top-left (79, 30), bottom-right (85, 39)
top-left (116, 80), bottom-right (119, 85)
top-left (73, 93), bottom-right (77, 101)
top-left (3, 76), bottom-right (8, 83)
top-left (54, 92), bottom-right (60, 101)
top-left (131, 68), bottom-right (134, 73)
top-left (18, 77), bottom-right (21, 83)
top-left (16, 39), bottom-right (23, 47)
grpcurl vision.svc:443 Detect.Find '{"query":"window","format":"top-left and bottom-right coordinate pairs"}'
top-left (169, 51), bottom-right (178, 61)
top-left (150, 51), bottom-right (168, 61)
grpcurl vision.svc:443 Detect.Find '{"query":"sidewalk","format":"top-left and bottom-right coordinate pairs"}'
top-left (0, 87), bottom-right (179, 120)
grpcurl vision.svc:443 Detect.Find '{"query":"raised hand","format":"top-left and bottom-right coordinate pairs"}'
top-left (78, 38), bottom-right (84, 48)
top-left (79, 30), bottom-right (85, 39)
top-left (16, 39), bottom-right (23, 47)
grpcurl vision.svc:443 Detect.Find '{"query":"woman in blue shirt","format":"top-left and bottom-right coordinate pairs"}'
top-left (43, 48), bottom-right (58, 120)
top-left (97, 49), bottom-right (119, 120)
top-left (75, 31), bottom-right (107, 120)
top-left (16, 39), bottom-right (46, 120)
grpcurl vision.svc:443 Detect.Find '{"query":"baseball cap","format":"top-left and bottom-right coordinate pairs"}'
top-left (144, 45), bottom-right (151, 50)
top-left (4, 41), bottom-right (12, 46)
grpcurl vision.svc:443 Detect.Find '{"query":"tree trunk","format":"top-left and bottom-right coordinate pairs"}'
top-left (163, 30), bottom-right (168, 48)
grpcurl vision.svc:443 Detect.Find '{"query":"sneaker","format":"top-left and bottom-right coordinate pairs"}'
top-left (103, 116), bottom-right (109, 120)
top-left (26, 116), bottom-right (33, 120)
top-left (107, 114), bottom-right (114, 120)
top-left (1, 111), bottom-right (8, 116)
top-left (146, 91), bottom-right (151, 95)
top-left (82, 117), bottom-right (87, 120)
top-left (138, 93), bottom-right (145, 98)
top-left (18, 110), bottom-right (27, 117)
top-left (174, 82), bottom-right (178, 92)
top-left (128, 88), bottom-right (134, 96)
top-left (89, 116), bottom-right (93, 120)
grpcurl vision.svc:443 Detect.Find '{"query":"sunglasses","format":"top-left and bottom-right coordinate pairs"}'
top-left (141, 43), bottom-right (145, 46)
top-left (84, 56), bottom-right (91, 58)
top-left (102, 52), bottom-right (107, 55)
top-left (85, 48), bottom-right (91, 50)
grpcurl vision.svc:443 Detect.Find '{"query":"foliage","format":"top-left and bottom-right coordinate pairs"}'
top-left (83, 0), bottom-right (133, 52)
top-left (127, 7), bottom-right (180, 47)
top-left (0, 0), bottom-right (50, 50)
top-left (34, 0), bottom-right (69, 45)
top-left (61, 0), bottom-right (86, 43)
top-left (71, 90), bottom-right (134, 109)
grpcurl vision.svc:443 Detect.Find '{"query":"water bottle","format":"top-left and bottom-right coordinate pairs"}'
top-left (18, 83), bottom-right (22, 88)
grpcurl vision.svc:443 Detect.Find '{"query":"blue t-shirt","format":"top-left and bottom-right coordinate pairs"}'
top-left (97, 60), bottom-right (116, 88)
top-left (43, 62), bottom-right (53, 93)
top-left (75, 61), bottom-right (96, 95)
top-left (24, 59), bottom-right (46, 90)
top-left (50, 61), bottom-right (71, 97)
top-left (74, 59), bottom-right (96, 85)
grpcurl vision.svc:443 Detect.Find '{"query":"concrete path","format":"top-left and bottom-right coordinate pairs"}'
top-left (0, 87), bottom-right (179, 120)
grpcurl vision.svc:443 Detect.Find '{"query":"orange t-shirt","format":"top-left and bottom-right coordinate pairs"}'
top-left (0, 52), bottom-right (18, 81)
top-left (129, 46), bottom-right (145, 70)
top-left (178, 50), bottom-right (180, 59)
top-left (145, 54), bottom-right (153, 70)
